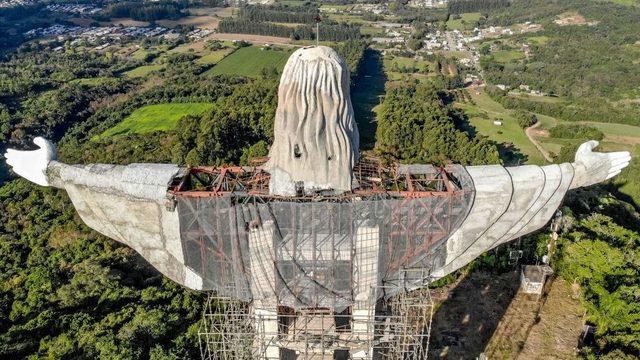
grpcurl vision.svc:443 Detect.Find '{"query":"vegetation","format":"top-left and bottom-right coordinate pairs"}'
top-left (98, 103), bottom-right (214, 138)
top-left (456, 90), bottom-right (546, 165)
top-left (98, 1), bottom-right (186, 22)
top-left (0, 5), bottom-right (52, 52)
top-left (480, 0), bottom-right (640, 126)
top-left (375, 82), bottom-right (500, 165)
top-left (239, 5), bottom-right (318, 23)
top-left (513, 109), bottom-right (537, 129)
top-left (123, 64), bottom-right (165, 78)
top-left (555, 191), bottom-right (640, 357)
top-left (218, 19), bottom-right (360, 41)
top-left (206, 46), bottom-right (293, 78)
top-left (448, 0), bottom-right (510, 14)
top-left (549, 124), bottom-right (604, 141)
top-left (446, 12), bottom-right (483, 31)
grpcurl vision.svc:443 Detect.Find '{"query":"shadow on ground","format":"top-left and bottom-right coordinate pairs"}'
top-left (351, 48), bottom-right (386, 150)
top-left (428, 271), bottom-right (520, 359)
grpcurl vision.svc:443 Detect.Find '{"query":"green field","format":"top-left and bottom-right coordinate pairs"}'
top-left (383, 55), bottom-right (435, 83)
top-left (463, 90), bottom-right (640, 202)
top-left (526, 35), bottom-right (551, 45)
top-left (123, 64), bottom-right (164, 78)
top-left (196, 48), bottom-right (235, 65)
top-left (326, 13), bottom-right (367, 24)
top-left (131, 48), bottom-right (150, 60)
top-left (492, 50), bottom-right (525, 63)
top-left (360, 25), bottom-right (385, 37)
top-left (97, 103), bottom-right (213, 138)
top-left (205, 46), bottom-right (294, 77)
top-left (70, 77), bottom-right (110, 85)
top-left (457, 90), bottom-right (547, 165)
top-left (446, 12), bottom-right (482, 31)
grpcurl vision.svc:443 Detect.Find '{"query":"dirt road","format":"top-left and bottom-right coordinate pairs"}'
top-left (525, 121), bottom-right (554, 163)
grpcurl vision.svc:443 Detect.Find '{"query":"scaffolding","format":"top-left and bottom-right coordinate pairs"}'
top-left (199, 274), bottom-right (434, 359)
top-left (173, 157), bottom-right (467, 359)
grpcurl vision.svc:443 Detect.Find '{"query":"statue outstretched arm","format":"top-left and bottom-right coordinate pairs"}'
top-left (569, 140), bottom-right (631, 189)
top-left (436, 141), bottom-right (631, 277)
top-left (3, 138), bottom-right (203, 290)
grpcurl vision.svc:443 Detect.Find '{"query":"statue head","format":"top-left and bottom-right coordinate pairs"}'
top-left (267, 46), bottom-right (359, 196)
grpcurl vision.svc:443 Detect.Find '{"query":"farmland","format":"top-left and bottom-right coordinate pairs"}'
top-left (97, 103), bottom-right (213, 138)
top-left (205, 46), bottom-right (294, 77)
top-left (123, 64), bottom-right (164, 78)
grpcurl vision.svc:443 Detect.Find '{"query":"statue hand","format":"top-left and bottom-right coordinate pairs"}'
top-left (571, 140), bottom-right (631, 189)
top-left (4, 137), bottom-right (57, 187)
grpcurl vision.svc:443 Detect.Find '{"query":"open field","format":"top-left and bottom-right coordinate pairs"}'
top-left (277, 0), bottom-right (310, 6)
top-left (457, 89), bottom-right (547, 165)
top-left (526, 35), bottom-right (551, 45)
top-left (123, 64), bottom-right (164, 78)
top-left (446, 12), bottom-right (482, 31)
top-left (157, 15), bottom-right (220, 30)
top-left (131, 48), bottom-right (151, 60)
top-left (383, 55), bottom-right (435, 84)
top-left (97, 103), bottom-right (213, 138)
top-left (507, 92), bottom-right (563, 104)
top-left (492, 49), bottom-right (525, 63)
top-left (206, 33), bottom-right (293, 46)
top-left (196, 48), bottom-right (235, 65)
top-left (531, 112), bottom-right (640, 203)
top-left (604, 0), bottom-right (639, 5)
top-left (360, 25), bottom-right (385, 37)
top-left (187, 6), bottom-right (235, 17)
top-left (205, 46), bottom-right (294, 77)
top-left (325, 13), bottom-right (367, 24)
top-left (70, 77), bottom-right (110, 85)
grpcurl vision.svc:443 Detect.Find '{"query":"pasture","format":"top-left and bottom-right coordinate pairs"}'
top-left (123, 64), bottom-right (164, 78)
top-left (196, 48), bottom-right (235, 65)
top-left (457, 90), bottom-right (547, 165)
top-left (97, 103), bottom-right (213, 138)
top-left (205, 46), bottom-right (294, 77)
top-left (446, 12), bottom-right (482, 31)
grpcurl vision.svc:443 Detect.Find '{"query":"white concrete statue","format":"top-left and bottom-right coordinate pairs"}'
top-left (267, 46), bottom-right (359, 195)
top-left (2, 46), bottom-right (631, 295)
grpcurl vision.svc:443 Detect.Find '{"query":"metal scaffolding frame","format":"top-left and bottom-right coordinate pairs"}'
top-left (177, 158), bottom-right (463, 359)
top-left (199, 270), bottom-right (434, 360)
top-left (168, 156), bottom-right (468, 200)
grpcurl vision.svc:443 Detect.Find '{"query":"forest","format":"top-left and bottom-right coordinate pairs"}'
top-left (448, 0), bottom-right (510, 14)
top-left (218, 19), bottom-right (360, 42)
top-left (375, 83), bottom-right (500, 165)
top-left (239, 5), bottom-right (318, 24)
top-left (98, 2), bottom-right (186, 22)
